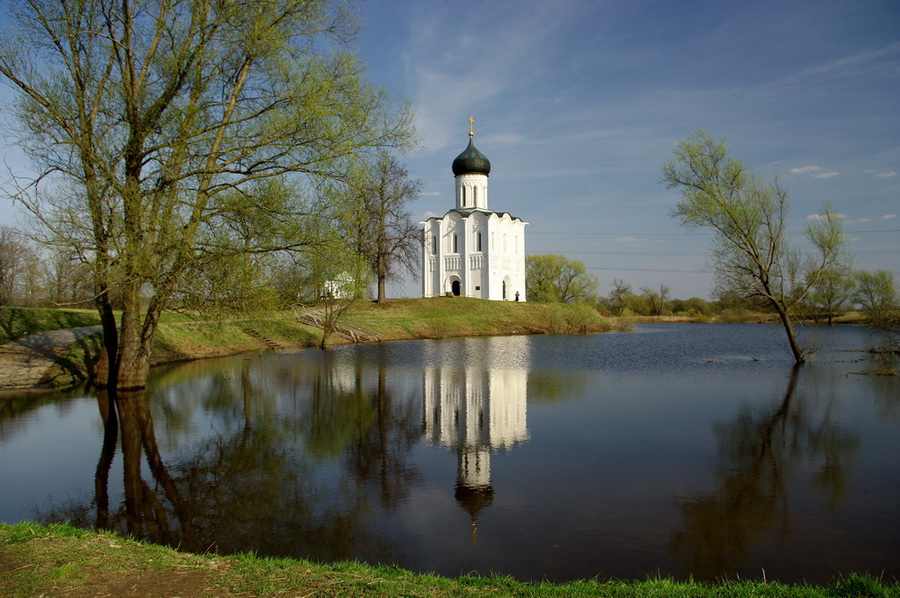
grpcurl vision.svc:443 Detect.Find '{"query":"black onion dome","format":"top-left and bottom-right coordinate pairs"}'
top-left (451, 138), bottom-right (491, 176)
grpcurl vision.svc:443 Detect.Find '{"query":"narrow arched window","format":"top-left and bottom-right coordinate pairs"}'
top-left (432, 235), bottom-right (437, 255)
top-left (477, 232), bottom-right (482, 252)
top-left (453, 233), bottom-right (458, 253)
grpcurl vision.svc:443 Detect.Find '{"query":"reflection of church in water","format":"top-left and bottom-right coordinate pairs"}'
top-left (422, 343), bottom-right (529, 539)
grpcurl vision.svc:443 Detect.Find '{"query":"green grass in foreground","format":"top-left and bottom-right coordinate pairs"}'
top-left (1, 523), bottom-right (895, 598)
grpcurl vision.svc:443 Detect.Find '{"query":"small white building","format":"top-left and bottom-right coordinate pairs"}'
top-left (422, 120), bottom-right (527, 301)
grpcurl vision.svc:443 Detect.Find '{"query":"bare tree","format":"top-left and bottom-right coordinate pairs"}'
top-left (641, 284), bottom-right (671, 317)
top-left (608, 278), bottom-right (633, 315)
top-left (0, 226), bottom-right (36, 305)
top-left (338, 152), bottom-right (421, 303)
top-left (40, 246), bottom-right (95, 307)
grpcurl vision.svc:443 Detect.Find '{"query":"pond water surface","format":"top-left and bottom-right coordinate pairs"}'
top-left (1, 323), bottom-right (898, 584)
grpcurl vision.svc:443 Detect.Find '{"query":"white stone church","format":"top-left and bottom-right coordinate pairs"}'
top-left (421, 119), bottom-right (527, 301)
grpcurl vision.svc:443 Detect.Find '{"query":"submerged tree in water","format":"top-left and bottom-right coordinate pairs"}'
top-left (661, 130), bottom-right (851, 362)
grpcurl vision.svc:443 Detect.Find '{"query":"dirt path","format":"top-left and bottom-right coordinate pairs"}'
top-left (0, 326), bottom-right (103, 390)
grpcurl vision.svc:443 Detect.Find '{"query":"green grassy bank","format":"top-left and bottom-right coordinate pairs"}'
top-left (0, 307), bottom-right (102, 344)
top-left (1, 523), bottom-right (895, 598)
top-left (1, 299), bottom-right (614, 385)
top-left (149, 297), bottom-right (613, 361)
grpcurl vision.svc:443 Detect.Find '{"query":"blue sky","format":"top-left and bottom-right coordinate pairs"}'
top-left (1, 0), bottom-right (898, 300)
top-left (356, 0), bottom-right (900, 299)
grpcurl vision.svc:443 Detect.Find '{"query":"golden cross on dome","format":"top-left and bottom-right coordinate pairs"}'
top-left (468, 115), bottom-right (475, 138)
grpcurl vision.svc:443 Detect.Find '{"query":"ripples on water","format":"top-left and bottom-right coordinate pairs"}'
top-left (0, 324), bottom-right (897, 584)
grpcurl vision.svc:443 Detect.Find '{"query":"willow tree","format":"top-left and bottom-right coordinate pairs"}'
top-left (0, 0), bottom-right (413, 389)
top-left (854, 270), bottom-right (898, 325)
top-left (661, 130), bottom-right (849, 363)
top-left (526, 254), bottom-right (599, 304)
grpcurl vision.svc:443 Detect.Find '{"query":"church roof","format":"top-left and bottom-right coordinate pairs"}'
top-left (422, 209), bottom-right (527, 223)
top-left (451, 137), bottom-right (491, 176)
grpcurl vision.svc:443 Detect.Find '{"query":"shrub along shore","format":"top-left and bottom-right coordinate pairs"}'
top-left (1, 523), bottom-right (896, 598)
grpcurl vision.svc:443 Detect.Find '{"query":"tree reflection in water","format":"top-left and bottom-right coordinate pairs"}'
top-left (43, 354), bottom-right (423, 563)
top-left (115, 388), bottom-right (200, 550)
top-left (345, 364), bottom-right (422, 511)
top-left (671, 365), bottom-right (860, 579)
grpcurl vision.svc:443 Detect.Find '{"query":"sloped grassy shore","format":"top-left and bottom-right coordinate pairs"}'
top-left (1, 523), bottom-right (895, 598)
top-left (149, 297), bottom-right (615, 361)
top-left (2, 299), bottom-right (615, 385)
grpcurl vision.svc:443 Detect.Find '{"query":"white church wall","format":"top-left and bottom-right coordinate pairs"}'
top-left (422, 220), bottom-right (442, 298)
top-left (467, 212), bottom-right (489, 299)
top-left (482, 212), bottom-right (527, 301)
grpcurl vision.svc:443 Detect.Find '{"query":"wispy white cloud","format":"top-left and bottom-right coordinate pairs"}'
top-left (806, 41), bottom-right (900, 80)
top-left (880, 214), bottom-right (897, 220)
top-left (405, 2), bottom-right (576, 151)
top-left (807, 212), bottom-right (846, 221)
top-left (864, 169), bottom-right (898, 178)
top-left (791, 165), bottom-right (823, 174)
top-left (791, 165), bottom-right (839, 179)
top-left (615, 236), bottom-right (643, 244)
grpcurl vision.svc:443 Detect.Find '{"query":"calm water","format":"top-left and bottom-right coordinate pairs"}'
top-left (1, 324), bottom-right (898, 584)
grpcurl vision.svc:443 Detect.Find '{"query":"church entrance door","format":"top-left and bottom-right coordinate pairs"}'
top-left (451, 280), bottom-right (461, 296)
